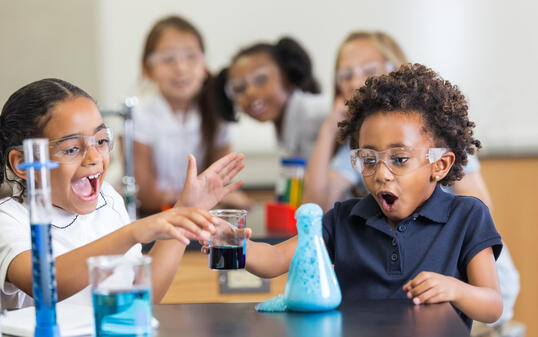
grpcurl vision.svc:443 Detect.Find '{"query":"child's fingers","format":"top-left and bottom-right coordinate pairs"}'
top-left (222, 162), bottom-right (245, 183)
top-left (165, 226), bottom-right (191, 245)
top-left (216, 154), bottom-right (244, 180)
top-left (210, 152), bottom-right (242, 173)
top-left (182, 209), bottom-right (216, 233)
top-left (185, 154), bottom-right (198, 182)
top-left (413, 287), bottom-right (440, 305)
top-left (422, 292), bottom-right (446, 304)
top-left (167, 213), bottom-right (211, 241)
top-left (407, 277), bottom-right (438, 299)
top-left (223, 180), bottom-right (244, 196)
top-left (245, 228), bottom-right (252, 239)
top-left (404, 271), bottom-right (431, 291)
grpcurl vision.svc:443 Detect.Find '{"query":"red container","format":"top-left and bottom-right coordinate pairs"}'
top-left (265, 202), bottom-right (297, 235)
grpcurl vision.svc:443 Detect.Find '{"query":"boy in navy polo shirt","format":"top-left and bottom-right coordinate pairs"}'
top-left (241, 64), bottom-right (503, 327)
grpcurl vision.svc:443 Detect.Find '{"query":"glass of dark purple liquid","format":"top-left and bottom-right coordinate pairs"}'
top-left (208, 209), bottom-right (247, 270)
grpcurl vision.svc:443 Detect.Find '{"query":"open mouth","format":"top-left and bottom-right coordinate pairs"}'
top-left (173, 78), bottom-right (189, 85)
top-left (71, 172), bottom-right (101, 201)
top-left (378, 191), bottom-right (399, 211)
top-left (248, 99), bottom-right (268, 117)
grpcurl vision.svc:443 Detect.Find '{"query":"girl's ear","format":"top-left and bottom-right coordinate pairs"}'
top-left (431, 151), bottom-right (455, 182)
top-left (8, 149), bottom-right (26, 180)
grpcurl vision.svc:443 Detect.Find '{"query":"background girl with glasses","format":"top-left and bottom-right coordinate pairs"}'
top-left (215, 37), bottom-right (329, 160)
top-left (303, 31), bottom-right (492, 215)
top-left (133, 15), bottom-right (252, 215)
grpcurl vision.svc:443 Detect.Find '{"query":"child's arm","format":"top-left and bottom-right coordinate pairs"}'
top-left (6, 207), bottom-right (216, 302)
top-left (245, 236), bottom-right (298, 278)
top-left (200, 234), bottom-right (298, 279)
top-left (403, 247), bottom-right (502, 323)
top-left (133, 140), bottom-right (173, 211)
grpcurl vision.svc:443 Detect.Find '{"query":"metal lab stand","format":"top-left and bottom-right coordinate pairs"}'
top-left (102, 97), bottom-right (139, 221)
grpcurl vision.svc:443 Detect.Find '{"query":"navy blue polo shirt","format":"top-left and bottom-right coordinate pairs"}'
top-left (322, 184), bottom-right (502, 328)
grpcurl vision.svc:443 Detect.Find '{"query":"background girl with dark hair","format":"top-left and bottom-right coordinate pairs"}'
top-left (133, 15), bottom-right (251, 215)
top-left (216, 37), bottom-right (329, 160)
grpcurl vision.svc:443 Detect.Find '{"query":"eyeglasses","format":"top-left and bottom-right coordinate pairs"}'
top-left (225, 66), bottom-right (271, 99)
top-left (147, 49), bottom-right (204, 67)
top-left (48, 128), bottom-right (114, 164)
top-left (350, 147), bottom-right (448, 177)
top-left (335, 61), bottom-right (394, 85)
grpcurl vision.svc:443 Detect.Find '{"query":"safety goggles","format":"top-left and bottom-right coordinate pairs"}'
top-left (147, 49), bottom-right (204, 67)
top-left (47, 127), bottom-right (114, 164)
top-left (350, 147), bottom-right (448, 177)
top-left (225, 66), bottom-right (271, 99)
top-left (335, 61), bottom-right (394, 85)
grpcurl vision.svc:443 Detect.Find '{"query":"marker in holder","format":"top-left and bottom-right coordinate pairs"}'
top-left (276, 157), bottom-right (306, 208)
top-left (18, 139), bottom-right (60, 337)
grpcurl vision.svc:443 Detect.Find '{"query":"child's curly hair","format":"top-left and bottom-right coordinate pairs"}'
top-left (338, 63), bottom-right (481, 186)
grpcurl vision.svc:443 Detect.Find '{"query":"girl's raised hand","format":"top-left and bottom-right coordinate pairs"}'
top-left (403, 271), bottom-right (461, 305)
top-left (128, 207), bottom-right (219, 245)
top-left (176, 153), bottom-right (245, 210)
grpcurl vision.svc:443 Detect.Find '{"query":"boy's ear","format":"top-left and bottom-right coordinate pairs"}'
top-left (8, 149), bottom-right (27, 180)
top-left (431, 152), bottom-right (455, 182)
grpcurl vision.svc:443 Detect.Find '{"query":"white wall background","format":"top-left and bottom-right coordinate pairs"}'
top-left (2, 0), bottom-right (537, 184)
top-left (93, 0), bottom-right (538, 155)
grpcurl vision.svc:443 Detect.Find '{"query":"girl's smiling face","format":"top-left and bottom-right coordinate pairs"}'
top-left (145, 28), bottom-right (207, 111)
top-left (358, 111), bottom-right (440, 227)
top-left (336, 38), bottom-right (390, 101)
top-left (227, 52), bottom-right (291, 122)
top-left (42, 97), bottom-right (109, 214)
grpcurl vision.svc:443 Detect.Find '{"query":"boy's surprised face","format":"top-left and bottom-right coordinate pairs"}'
top-left (358, 111), bottom-right (437, 227)
top-left (42, 97), bottom-right (109, 215)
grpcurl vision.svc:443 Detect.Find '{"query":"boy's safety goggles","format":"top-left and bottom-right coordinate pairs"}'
top-left (350, 147), bottom-right (448, 177)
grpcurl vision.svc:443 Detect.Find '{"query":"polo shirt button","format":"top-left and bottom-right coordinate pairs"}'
top-left (391, 253), bottom-right (398, 261)
top-left (398, 224), bottom-right (407, 232)
top-left (392, 238), bottom-right (397, 246)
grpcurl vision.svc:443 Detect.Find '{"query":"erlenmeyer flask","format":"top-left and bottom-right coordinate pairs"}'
top-left (284, 204), bottom-right (341, 311)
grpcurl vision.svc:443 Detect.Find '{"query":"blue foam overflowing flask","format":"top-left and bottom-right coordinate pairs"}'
top-left (20, 138), bottom-right (60, 337)
top-left (284, 203), bottom-right (342, 311)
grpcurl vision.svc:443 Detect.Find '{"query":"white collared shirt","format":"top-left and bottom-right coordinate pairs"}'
top-left (0, 181), bottom-right (141, 309)
top-left (279, 90), bottom-right (330, 160)
top-left (133, 93), bottom-right (231, 194)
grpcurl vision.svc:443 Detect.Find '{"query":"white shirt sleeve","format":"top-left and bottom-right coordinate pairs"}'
top-left (0, 199), bottom-right (31, 294)
top-left (132, 107), bottom-right (155, 146)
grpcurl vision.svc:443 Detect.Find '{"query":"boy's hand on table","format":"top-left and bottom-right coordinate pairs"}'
top-left (403, 271), bottom-right (460, 305)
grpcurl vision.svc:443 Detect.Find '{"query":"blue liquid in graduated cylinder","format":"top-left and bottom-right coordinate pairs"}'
top-left (284, 204), bottom-right (342, 311)
top-left (31, 224), bottom-right (60, 337)
top-left (92, 288), bottom-right (152, 336)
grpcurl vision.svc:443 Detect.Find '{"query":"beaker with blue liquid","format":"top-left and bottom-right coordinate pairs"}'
top-left (87, 255), bottom-right (153, 336)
